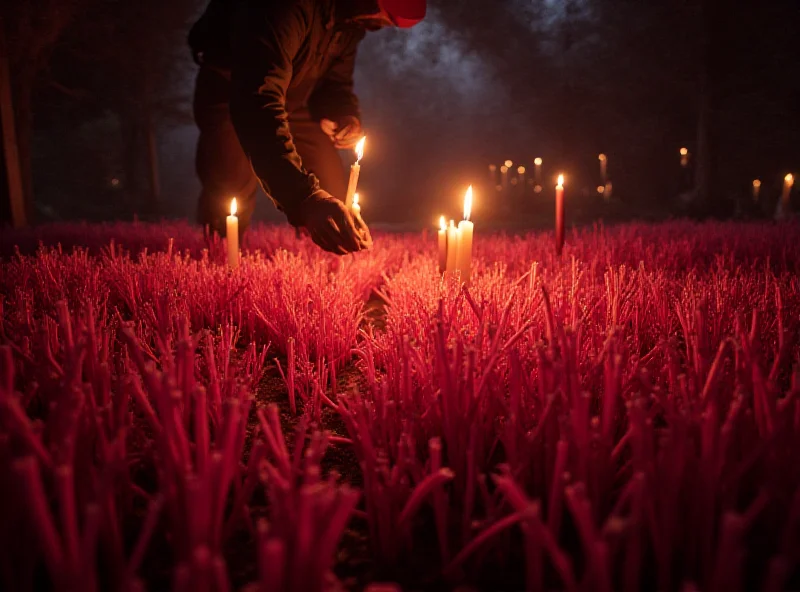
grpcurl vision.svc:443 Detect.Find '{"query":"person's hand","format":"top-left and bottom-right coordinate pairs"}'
top-left (320, 116), bottom-right (363, 150)
top-left (296, 190), bottom-right (372, 254)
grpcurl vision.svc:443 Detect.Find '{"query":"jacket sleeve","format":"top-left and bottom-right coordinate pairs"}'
top-left (307, 31), bottom-right (365, 122)
top-left (229, 0), bottom-right (319, 225)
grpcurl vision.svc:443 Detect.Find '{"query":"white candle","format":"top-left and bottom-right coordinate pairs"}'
top-left (227, 197), bottom-right (239, 269)
top-left (352, 192), bottom-right (361, 216)
top-left (455, 186), bottom-right (474, 285)
top-left (345, 136), bottom-right (366, 207)
top-left (534, 157), bottom-right (543, 185)
top-left (437, 216), bottom-right (447, 274)
top-left (445, 219), bottom-right (458, 274)
top-left (599, 153), bottom-right (607, 183)
top-left (782, 174), bottom-right (794, 210)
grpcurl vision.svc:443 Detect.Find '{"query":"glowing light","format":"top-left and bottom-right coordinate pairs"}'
top-left (355, 137), bottom-right (366, 162)
top-left (786, 174), bottom-right (794, 184)
top-left (557, 174), bottom-right (564, 188)
top-left (439, 215), bottom-right (447, 231)
top-left (463, 186), bottom-right (473, 221)
top-left (517, 166), bottom-right (526, 174)
top-left (500, 165), bottom-right (508, 173)
top-left (680, 147), bottom-right (688, 156)
top-left (489, 164), bottom-right (497, 171)
top-left (230, 198), bottom-right (237, 216)
top-left (598, 153), bottom-right (607, 162)
top-left (753, 179), bottom-right (761, 188)
top-left (534, 157), bottom-right (543, 166)
top-left (534, 185), bottom-right (543, 193)
top-left (352, 193), bottom-right (360, 207)
top-left (504, 159), bottom-right (513, 168)
top-left (597, 185), bottom-right (605, 194)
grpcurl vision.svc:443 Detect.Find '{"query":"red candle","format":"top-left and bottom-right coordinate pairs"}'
top-left (555, 174), bottom-right (565, 256)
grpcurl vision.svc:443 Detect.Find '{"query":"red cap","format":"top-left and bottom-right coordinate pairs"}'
top-left (379, 0), bottom-right (426, 28)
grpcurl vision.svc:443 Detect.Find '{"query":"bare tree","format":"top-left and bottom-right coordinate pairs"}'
top-left (2, 0), bottom-right (91, 221)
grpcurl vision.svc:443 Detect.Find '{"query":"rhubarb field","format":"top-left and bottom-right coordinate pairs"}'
top-left (1, 220), bottom-right (799, 591)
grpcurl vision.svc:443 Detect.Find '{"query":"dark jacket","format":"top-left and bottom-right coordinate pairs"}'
top-left (189, 0), bottom-right (365, 223)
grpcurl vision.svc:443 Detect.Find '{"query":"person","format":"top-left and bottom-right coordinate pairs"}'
top-left (188, 0), bottom-right (426, 254)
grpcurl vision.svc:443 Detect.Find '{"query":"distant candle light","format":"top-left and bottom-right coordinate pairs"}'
top-left (504, 159), bottom-right (513, 168)
top-left (782, 173), bottom-right (795, 213)
top-left (752, 179), bottom-right (761, 202)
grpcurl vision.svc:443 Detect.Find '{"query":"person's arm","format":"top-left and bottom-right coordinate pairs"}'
top-left (307, 31), bottom-right (365, 123)
top-left (229, 0), bottom-right (318, 225)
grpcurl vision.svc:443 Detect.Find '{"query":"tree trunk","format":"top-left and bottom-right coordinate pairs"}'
top-left (12, 68), bottom-right (35, 224)
top-left (0, 26), bottom-right (27, 226)
top-left (144, 107), bottom-right (161, 216)
top-left (121, 110), bottom-right (146, 218)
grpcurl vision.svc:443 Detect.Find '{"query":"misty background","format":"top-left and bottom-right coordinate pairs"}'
top-left (3, 0), bottom-right (799, 228)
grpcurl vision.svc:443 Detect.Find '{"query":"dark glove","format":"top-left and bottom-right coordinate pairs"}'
top-left (294, 190), bottom-right (372, 255)
top-left (320, 116), bottom-right (363, 150)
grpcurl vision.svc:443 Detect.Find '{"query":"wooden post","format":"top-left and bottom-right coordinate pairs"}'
top-left (0, 20), bottom-right (27, 227)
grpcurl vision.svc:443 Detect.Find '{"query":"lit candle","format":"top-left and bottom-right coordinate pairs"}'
top-left (345, 136), bottom-right (366, 208)
top-left (445, 219), bottom-right (458, 274)
top-left (599, 153), bottom-right (608, 183)
top-left (352, 192), bottom-right (361, 216)
top-left (782, 173), bottom-right (794, 211)
top-left (455, 186), bottom-right (474, 285)
top-left (517, 166), bottom-right (526, 190)
top-left (534, 157), bottom-right (543, 185)
top-left (752, 179), bottom-right (761, 202)
top-left (488, 164), bottom-right (497, 186)
top-left (437, 215), bottom-right (447, 274)
top-left (680, 147), bottom-right (689, 168)
top-left (227, 197), bottom-right (239, 269)
top-left (500, 165), bottom-right (509, 191)
top-left (555, 174), bottom-right (565, 256)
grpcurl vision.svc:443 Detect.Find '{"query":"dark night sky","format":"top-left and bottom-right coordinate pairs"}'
top-left (11, 0), bottom-right (800, 227)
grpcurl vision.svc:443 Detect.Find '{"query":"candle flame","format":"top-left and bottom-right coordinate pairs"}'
top-left (597, 185), bottom-right (605, 194)
top-left (463, 186), bottom-right (473, 221)
top-left (355, 136), bottom-right (366, 161)
top-left (500, 165), bottom-right (508, 173)
top-left (785, 173), bottom-right (794, 184)
top-left (230, 197), bottom-right (237, 216)
top-left (753, 179), bottom-right (761, 187)
top-left (598, 153), bottom-right (607, 161)
top-left (489, 164), bottom-right (497, 171)
top-left (534, 157), bottom-right (543, 166)
top-left (680, 147), bottom-right (688, 156)
top-left (504, 159), bottom-right (513, 168)
top-left (353, 193), bottom-right (360, 207)
top-left (557, 174), bottom-right (564, 188)
top-left (517, 166), bottom-right (526, 174)
top-left (439, 215), bottom-right (446, 231)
